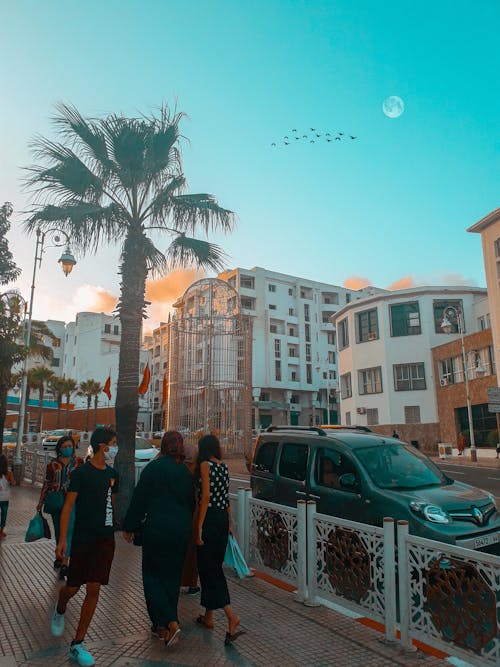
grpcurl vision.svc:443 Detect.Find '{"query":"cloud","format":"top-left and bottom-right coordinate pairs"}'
top-left (343, 275), bottom-right (372, 290)
top-left (386, 276), bottom-right (416, 290)
top-left (144, 268), bottom-right (205, 329)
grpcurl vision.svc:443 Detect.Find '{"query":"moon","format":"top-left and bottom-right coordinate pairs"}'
top-left (382, 96), bottom-right (404, 118)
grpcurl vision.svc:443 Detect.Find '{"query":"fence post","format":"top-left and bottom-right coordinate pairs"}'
top-left (244, 488), bottom-right (252, 561)
top-left (397, 520), bottom-right (413, 651)
top-left (296, 500), bottom-right (308, 603)
top-left (237, 488), bottom-right (246, 553)
top-left (383, 517), bottom-right (397, 642)
top-left (304, 500), bottom-right (320, 606)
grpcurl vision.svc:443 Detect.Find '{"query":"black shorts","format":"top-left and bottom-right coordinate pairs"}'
top-left (66, 536), bottom-right (115, 587)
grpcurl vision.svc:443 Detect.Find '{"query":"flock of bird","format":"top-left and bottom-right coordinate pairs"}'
top-left (271, 128), bottom-right (357, 147)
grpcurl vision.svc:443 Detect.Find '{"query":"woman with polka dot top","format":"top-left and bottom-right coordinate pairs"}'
top-left (195, 434), bottom-right (242, 643)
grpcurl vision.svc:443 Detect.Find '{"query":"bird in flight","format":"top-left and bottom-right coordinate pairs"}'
top-left (350, 136), bottom-right (357, 140)
top-left (270, 127), bottom-right (358, 148)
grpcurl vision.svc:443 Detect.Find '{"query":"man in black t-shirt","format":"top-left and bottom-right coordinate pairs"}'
top-left (50, 427), bottom-right (119, 667)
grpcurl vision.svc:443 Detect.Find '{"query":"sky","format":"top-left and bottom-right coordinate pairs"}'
top-left (1, 0), bottom-right (499, 329)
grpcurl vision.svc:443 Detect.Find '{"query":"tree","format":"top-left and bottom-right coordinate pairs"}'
top-left (0, 203), bottom-right (20, 285)
top-left (25, 103), bottom-right (236, 519)
top-left (30, 366), bottom-right (55, 432)
top-left (49, 376), bottom-right (67, 428)
top-left (61, 378), bottom-right (78, 428)
top-left (78, 379), bottom-right (102, 431)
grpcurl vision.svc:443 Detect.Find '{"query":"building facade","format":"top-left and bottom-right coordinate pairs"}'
top-left (333, 286), bottom-right (489, 453)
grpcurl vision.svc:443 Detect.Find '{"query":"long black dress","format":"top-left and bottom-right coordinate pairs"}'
top-left (124, 456), bottom-right (194, 628)
top-left (197, 461), bottom-right (231, 610)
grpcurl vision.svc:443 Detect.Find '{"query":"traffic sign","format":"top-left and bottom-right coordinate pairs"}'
top-left (488, 404), bottom-right (500, 413)
top-left (487, 387), bottom-right (500, 403)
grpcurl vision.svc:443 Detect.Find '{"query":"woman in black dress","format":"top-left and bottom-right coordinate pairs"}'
top-left (123, 431), bottom-right (194, 646)
top-left (195, 434), bottom-right (242, 643)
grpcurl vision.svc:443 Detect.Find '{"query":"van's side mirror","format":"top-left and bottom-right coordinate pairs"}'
top-left (339, 473), bottom-right (358, 488)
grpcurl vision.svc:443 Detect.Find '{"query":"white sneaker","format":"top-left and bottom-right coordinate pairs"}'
top-left (69, 642), bottom-right (95, 666)
top-left (50, 604), bottom-right (65, 636)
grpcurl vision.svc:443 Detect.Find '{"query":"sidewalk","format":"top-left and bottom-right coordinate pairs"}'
top-left (431, 446), bottom-right (500, 467)
top-left (0, 485), bottom-right (444, 667)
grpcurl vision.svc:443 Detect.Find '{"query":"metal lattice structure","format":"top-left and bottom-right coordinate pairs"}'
top-left (165, 278), bottom-right (252, 454)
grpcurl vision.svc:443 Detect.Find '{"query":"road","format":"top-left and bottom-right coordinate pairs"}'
top-left (435, 461), bottom-right (500, 503)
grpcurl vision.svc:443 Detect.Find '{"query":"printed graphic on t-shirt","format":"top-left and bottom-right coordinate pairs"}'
top-left (105, 478), bottom-right (114, 527)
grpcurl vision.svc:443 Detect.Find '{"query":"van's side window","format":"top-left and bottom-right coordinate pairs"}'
top-left (254, 442), bottom-right (278, 473)
top-left (315, 447), bottom-right (357, 491)
top-left (280, 443), bottom-right (309, 481)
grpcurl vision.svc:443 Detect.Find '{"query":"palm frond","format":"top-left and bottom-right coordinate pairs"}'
top-left (165, 194), bottom-right (236, 235)
top-left (141, 236), bottom-right (167, 276)
top-left (165, 234), bottom-right (228, 272)
top-left (146, 175), bottom-right (186, 221)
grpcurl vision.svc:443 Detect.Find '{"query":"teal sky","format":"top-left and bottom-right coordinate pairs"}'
top-left (1, 0), bottom-right (499, 322)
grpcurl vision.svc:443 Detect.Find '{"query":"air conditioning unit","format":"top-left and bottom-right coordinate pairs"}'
top-left (368, 332), bottom-right (377, 341)
top-left (356, 407), bottom-right (366, 414)
top-left (440, 378), bottom-right (449, 387)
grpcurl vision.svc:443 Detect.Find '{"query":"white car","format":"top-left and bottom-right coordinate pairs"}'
top-left (86, 436), bottom-right (158, 483)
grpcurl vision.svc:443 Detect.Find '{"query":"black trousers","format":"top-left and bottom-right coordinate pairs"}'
top-left (197, 508), bottom-right (230, 610)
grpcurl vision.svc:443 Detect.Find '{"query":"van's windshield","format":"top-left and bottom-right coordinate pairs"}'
top-left (353, 444), bottom-right (448, 490)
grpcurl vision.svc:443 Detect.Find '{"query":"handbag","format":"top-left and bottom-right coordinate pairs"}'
top-left (224, 534), bottom-right (252, 579)
top-left (25, 512), bottom-right (51, 542)
top-left (43, 490), bottom-right (64, 515)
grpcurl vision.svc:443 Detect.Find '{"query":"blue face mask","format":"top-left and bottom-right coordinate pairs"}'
top-left (60, 447), bottom-right (74, 457)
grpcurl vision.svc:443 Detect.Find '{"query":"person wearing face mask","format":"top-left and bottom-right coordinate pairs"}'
top-left (37, 435), bottom-right (83, 580)
top-left (50, 427), bottom-right (119, 667)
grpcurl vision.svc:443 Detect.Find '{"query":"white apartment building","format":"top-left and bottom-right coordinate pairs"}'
top-left (217, 266), bottom-right (383, 428)
top-left (332, 286), bottom-right (488, 452)
top-left (143, 322), bottom-right (169, 431)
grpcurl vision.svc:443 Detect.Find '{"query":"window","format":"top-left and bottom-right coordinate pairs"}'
top-left (240, 275), bottom-right (255, 289)
top-left (241, 297), bottom-right (255, 310)
top-left (72, 357), bottom-right (76, 366)
top-left (290, 394), bottom-right (300, 404)
top-left (154, 345), bottom-right (160, 357)
top-left (306, 364), bottom-right (312, 384)
top-left (53, 338), bottom-right (61, 348)
top-left (328, 351), bottom-right (335, 364)
top-left (346, 293), bottom-right (351, 303)
top-left (270, 324), bottom-right (278, 333)
top-left (393, 363), bottom-right (426, 391)
top-left (338, 319), bottom-right (349, 349)
top-left (269, 304), bottom-right (277, 310)
top-left (288, 288), bottom-right (293, 296)
top-left (358, 367), bottom-right (382, 394)
top-left (433, 300), bottom-right (463, 334)
top-left (275, 360), bottom-right (282, 381)
top-left (305, 324), bottom-right (311, 342)
top-left (304, 304), bottom-right (310, 321)
top-left (390, 302), bottom-right (421, 337)
top-left (274, 339), bottom-right (281, 358)
top-left (154, 362), bottom-right (160, 374)
top-left (345, 411), bottom-right (351, 425)
top-left (340, 373), bottom-right (352, 399)
top-left (104, 324), bottom-right (111, 334)
top-left (291, 371), bottom-right (298, 381)
top-left (113, 325), bottom-right (119, 335)
top-left (404, 405), bottom-right (421, 424)
top-left (268, 284), bottom-right (276, 292)
top-left (495, 238), bottom-right (500, 258)
top-left (300, 287), bottom-right (312, 299)
top-left (289, 308), bottom-right (296, 316)
top-left (439, 357), bottom-right (457, 385)
top-left (254, 442), bottom-right (277, 473)
top-left (154, 379), bottom-right (159, 391)
top-left (327, 332), bottom-right (335, 345)
top-left (51, 358), bottom-right (60, 367)
top-left (305, 343), bottom-right (311, 361)
top-left (288, 346), bottom-right (297, 357)
top-left (74, 336), bottom-right (77, 344)
top-left (366, 408), bottom-right (379, 425)
top-left (260, 391), bottom-right (270, 402)
top-left (322, 311), bottom-right (334, 324)
top-left (315, 447), bottom-right (358, 491)
top-left (279, 443), bottom-right (309, 481)
top-left (356, 308), bottom-right (379, 343)
top-left (288, 327), bottom-right (297, 337)
top-left (237, 340), bottom-right (244, 357)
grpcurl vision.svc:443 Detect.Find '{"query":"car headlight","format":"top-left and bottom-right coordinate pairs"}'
top-left (488, 494), bottom-right (497, 510)
top-left (410, 501), bottom-right (450, 524)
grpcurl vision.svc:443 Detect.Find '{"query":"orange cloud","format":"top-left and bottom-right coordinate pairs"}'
top-left (386, 276), bottom-right (415, 290)
top-left (343, 276), bottom-right (371, 290)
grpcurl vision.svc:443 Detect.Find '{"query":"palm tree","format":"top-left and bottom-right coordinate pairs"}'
top-left (25, 103), bottom-right (236, 518)
top-left (30, 366), bottom-right (55, 432)
top-left (61, 378), bottom-right (78, 429)
top-left (93, 388), bottom-right (102, 430)
top-left (78, 379), bottom-right (102, 431)
top-left (49, 376), bottom-right (66, 428)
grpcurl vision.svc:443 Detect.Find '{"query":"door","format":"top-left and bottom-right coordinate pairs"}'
top-left (276, 441), bottom-right (310, 507)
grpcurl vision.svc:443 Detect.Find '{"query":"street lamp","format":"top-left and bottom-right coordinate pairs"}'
top-left (14, 227), bottom-right (76, 481)
top-left (440, 306), bottom-right (477, 462)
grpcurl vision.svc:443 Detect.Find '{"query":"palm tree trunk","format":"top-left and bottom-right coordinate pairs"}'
top-left (0, 370), bottom-right (9, 453)
top-left (114, 229), bottom-right (148, 523)
top-left (37, 385), bottom-right (44, 433)
top-left (93, 394), bottom-right (98, 430)
top-left (24, 384), bottom-right (31, 435)
top-left (65, 393), bottom-right (70, 428)
top-left (86, 395), bottom-right (91, 432)
top-left (56, 392), bottom-right (62, 428)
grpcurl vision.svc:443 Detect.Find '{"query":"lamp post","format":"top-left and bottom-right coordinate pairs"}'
top-left (14, 228), bottom-right (76, 481)
top-left (440, 306), bottom-right (477, 463)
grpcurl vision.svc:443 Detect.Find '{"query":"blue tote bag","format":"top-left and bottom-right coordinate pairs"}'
top-left (224, 534), bottom-right (252, 579)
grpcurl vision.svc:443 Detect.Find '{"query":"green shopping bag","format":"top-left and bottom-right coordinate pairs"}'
top-left (25, 512), bottom-right (51, 542)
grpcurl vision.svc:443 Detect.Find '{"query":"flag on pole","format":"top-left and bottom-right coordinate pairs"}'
top-left (138, 362), bottom-right (151, 395)
top-left (103, 375), bottom-right (112, 401)
top-left (161, 373), bottom-right (168, 405)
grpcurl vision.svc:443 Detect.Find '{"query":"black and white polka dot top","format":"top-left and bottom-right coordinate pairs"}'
top-left (198, 461), bottom-right (230, 510)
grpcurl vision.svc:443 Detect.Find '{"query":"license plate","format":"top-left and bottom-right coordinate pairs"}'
top-left (473, 533), bottom-right (500, 549)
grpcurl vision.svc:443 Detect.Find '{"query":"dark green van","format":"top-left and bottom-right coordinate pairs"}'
top-left (250, 426), bottom-right (500, 555)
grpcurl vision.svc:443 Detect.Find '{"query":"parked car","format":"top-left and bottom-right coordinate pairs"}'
top-left (250, 426), bottom-right (500, 554)
top-left (2, 431), bottom-right (17, 448)
top-left (86, 436), bottom-right (158, 481)
top-left (42, 429), bottom-right (81, 450)
top-left (320, 424), bottom-right (372, 433)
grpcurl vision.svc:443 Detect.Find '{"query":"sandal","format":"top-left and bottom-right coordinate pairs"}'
top-left (196, 614), bottom-right (214, 629)
top-left (225, 616), bottom-right (245, 645)
top-left (165, 626), bottom-right (181, 647)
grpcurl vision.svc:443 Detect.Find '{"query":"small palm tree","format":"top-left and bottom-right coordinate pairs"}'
top-left (49, 376), bottom-right (66, 428)
top-left (61, 378), bottom-right (78, 429)
top-left (93, 388), bottom-right (102, 430)
top-left (78, 379), bottom-right (102, 431)
top-left (25, 103), bottom-right (236, 518)
top-left (30, 366), bottom-right (55, 432)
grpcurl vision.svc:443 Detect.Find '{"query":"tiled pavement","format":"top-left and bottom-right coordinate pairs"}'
top-left (0, 485), bottom-right (444, 666)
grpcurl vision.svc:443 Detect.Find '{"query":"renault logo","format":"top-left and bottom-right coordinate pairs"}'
top-left (472, 506), bottom-right (484, 525)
